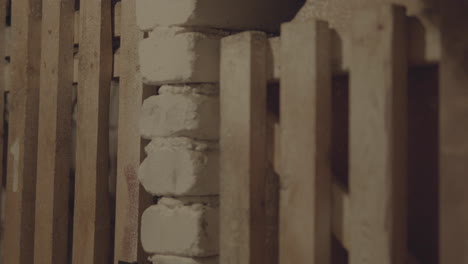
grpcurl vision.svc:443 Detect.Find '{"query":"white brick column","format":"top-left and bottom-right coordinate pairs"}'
top-left (136, 0), bottom-right (304, 263)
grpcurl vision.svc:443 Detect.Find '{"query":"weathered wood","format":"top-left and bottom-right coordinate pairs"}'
top-left (113, 1), bottom-right (152, 263)
top-left (349, 4), bottom-right (407, 264)
top-left (220, 31), bottom-right (268, 264)
top-left (279, 21), bottom-right (332, 264)
top-left (439, 1), bottom-right (468, 263)
top-left (74, 3), bottom-right (121, 45)
top-left (0, 1), bottom-right (6, 261)
top-left (33, 0), bottom-right (74, 263)
top-left (4, 0), bottom-right (42, 263)
top-left (0, 0), bottom-right (7, 234)
top-left (72, 0), bottom-right (113, 263)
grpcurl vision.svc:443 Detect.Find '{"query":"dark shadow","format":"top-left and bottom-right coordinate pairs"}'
top-left (407, 64), bottom-right (439, 264)
top-left (331, 74), bottom-right (349, 190)
top-left (332, 234), bottom-right (348, 264)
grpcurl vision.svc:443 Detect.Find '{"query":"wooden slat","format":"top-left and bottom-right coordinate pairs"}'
top-left (33, 0), bottom-right (75, 263)
top-left (0, 1), bottom-right (5, 260)
top-left (113, 0), bottom-right (152, 263)
top-left (349, 4), bottom-right (407, 264)
top-left (220, 31), bottom-right (268, 264)
top-left (74, 3), bottom-right (121, 45)
top-left (439, 1), bottom-right (468, 263)
top-left (0, 0), bottom-right (6, 227)
top-left (279, 21), bottom-right (332, 264)
top-left (3, 0), bottom-right (42, 263)
top-left (72, 0), bottom-right (113, 263)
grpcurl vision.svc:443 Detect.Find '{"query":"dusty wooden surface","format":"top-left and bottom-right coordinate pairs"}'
top-left (72, 0), bottom-right (113, 263)
top-left (349, 4), bottom-right (407, 264)
top-left (114, 0), bottom-right (152, 263)
top-left (33, 0), bottom-right (74, 263)
top-left (220, 31), bottom-right (268, 264)
top-left (0, 3), bottom-right (6, 254)
top-left (279, 21), bottom-right (332, 264)
top-left (4, 0), bottom-right (41, 263)
top-left (294, 0), bottom-right (440, 70)
top-left (439, 1), bottom-right (468, 263)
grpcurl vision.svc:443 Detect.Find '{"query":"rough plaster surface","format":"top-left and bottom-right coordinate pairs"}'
top-left (139, 137), bottom-right (219, 196)
top-left (159, 84), bottom-right (219, 97)
top-left (140, 91), bottom-right (219, 140)
top-left (136, 0), bottom-right (304, 32)
top-left (150, 255), bottom-right (218, 264)
top-left (139, 28), bottom-right (222, 84)
top-left (141, 197), bottom-right (219, 257)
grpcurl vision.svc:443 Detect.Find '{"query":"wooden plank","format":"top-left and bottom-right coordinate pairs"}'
top-left (279, 21), bottom-right (332, 264)
top-left (0, 0), bottom-right (7, 226)
top-left (33, 0), bottom-right (74, 263)
top-left (220, 31), bottom-right (268, 264)
top-left (439, 1), bottom-right (468, 263)
top-left (3, 0), bottom-right (42, 263)
top-left (72, 0), bottom-right (113, 263)
top-left (113, 0), bottom-right (152, 263)
top-left (349, 4), bottom-right (407, 264)
top-left (74, 3), bottom-right (121, 45)
top-left (74, 50), bottom-right (120, 83)
top-left (0, 1), bottom-right (6, 260)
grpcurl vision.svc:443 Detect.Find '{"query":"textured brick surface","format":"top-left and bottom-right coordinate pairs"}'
top-left (140, 92), bottom-right (219, 140)
top-left (139, 29), bottom-right (221, 84)
top-left (139, 138), bottom-right (219, 196)
top-left (141, 197), bottom-right (219, 257)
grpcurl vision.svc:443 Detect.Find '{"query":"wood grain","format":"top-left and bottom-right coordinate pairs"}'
top-left (113, 0), bottom-right (152, 263)
top-left (0, 0), bottom-right (7, 241)
top-left (279, 21), bottom-right (332, 264)
top-left (33, 0), bottom-right (74, 263)
top-left (220, 31), bottom-right (268, 264)
top-left (439, 1), bottom-right (468, 263)
top-left (72, 0), bottom-right (113, 263)
top-left (3, 0), bottom-right (42, 263)
top-left (349, 4), bottom-right (407, 264)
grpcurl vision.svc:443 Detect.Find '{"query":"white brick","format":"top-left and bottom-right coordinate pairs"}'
top-left (136, 0), bottom-right (304, 32)
top-left (141, 197), bottom-right (219, 257)
top-left (150, 255), bottom-right (218, 264)
top-left (140, 91), bottom-right (219, 140)
top-left (139, 138), bottom-right (219, 196)
top-left (139, 29), bottom-right (221, 84)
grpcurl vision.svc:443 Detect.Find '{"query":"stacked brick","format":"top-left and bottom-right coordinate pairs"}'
top-left (136, 0), bottom-right (303, 263)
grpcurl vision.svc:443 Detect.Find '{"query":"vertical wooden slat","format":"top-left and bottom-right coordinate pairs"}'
top-left (113, 1), bottom-right (152, 263)
top-left (279, 21), bottom-right (332, 264)
top-left (3, 0), bottom-right (41, 263)
top-left (220, 31), bottom-right (268, 264)
top-left (33, 0), bottom-right (74, 263)
top-left (349, 5), bottom-right (407, 264)
top-left (0, 0), bottom-right (6, 215)
top-left (72, 0), bottom-right (113, 263)
top-left (439, 1), bottom-right (468, 263)
top-left (0, 0), bottom-right (6, 260)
